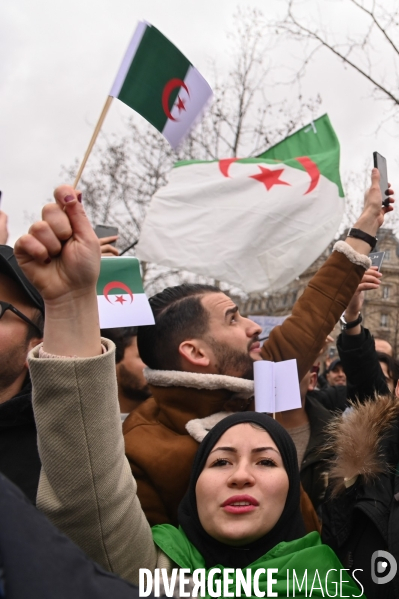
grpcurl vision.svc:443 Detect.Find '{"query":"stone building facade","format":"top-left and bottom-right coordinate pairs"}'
top-left (236, 228), bottom-right (399, 356)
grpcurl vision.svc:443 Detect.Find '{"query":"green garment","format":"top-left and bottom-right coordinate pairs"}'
top-left (152, 527), bottom-right (365, 598)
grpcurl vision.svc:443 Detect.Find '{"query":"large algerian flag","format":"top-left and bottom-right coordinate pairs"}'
top-left (109, 21), bottom-right (213, 149)
top-left (96, 257), bottom-right (154, 328)
top-left (136, 114), bottom-right (345, 293)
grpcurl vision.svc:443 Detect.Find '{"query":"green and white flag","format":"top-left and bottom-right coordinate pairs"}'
top-left (136, 114), bottom-right (345, 293)
top-left (96, 257), bottom-right (154, 329)
top-left (109, 22), bottom-right (213, 149)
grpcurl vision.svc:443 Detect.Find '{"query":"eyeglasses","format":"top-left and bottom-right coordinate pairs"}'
top-left (0, 301), bottom-right (42, 336)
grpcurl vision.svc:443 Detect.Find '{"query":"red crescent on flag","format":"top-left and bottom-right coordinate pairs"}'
top-left (162, 78), bottom-right (190, 121)
top-left (103, 281), bottom-right (134, 304)
top-left (218, 158), bottom-right (239, 178)
top-left (296, 156), bottom-right (320, 194)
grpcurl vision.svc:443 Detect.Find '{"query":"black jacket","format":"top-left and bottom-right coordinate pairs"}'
top-left (308, 384), bottom-right (348, 412)
top-left (310, 328), bottom-right (390, 412)
top-left (338, 327), bottom-right (390, 402)
top-left (0, 377), bottom-right (41, 503)
top-left (300, 394), bottom-right (334, 512)
top-left (322, 396), bottom-right (399, 599)
top-left (318, 329), bottom-right (395, 598)
top-left (0, 473), bottom-right (160, 599)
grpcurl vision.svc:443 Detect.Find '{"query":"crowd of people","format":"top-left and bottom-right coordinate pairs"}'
top-left (0, 170), bottom-right (398, 598)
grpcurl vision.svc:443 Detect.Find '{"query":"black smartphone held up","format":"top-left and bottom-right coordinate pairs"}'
top-left (369, 251), bottom-right (385, 271)
top-left (94, 224), bottom-right (119, 247)
top-left (373, 152), bottom-right (390, 207)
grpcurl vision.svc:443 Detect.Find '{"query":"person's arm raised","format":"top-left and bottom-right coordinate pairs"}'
top-left (342, 267), bottom-right (381, 336)
top-left (14, 186), bottom-right (102, 358)
top-left (344, 167), bottom-right (394, 255)
top-left (14, 187), bottom-right (157, 582)
top-left (337, 267), bottom-right (391, 401)
top-left (261, 168), bottom-right (395, 381)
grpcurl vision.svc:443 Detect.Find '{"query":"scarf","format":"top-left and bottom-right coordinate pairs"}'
top-left (152, 527), bottom-right (364, 598)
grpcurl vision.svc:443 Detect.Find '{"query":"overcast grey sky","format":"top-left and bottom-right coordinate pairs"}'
top-left (2, 0), bottom-right (398, 245)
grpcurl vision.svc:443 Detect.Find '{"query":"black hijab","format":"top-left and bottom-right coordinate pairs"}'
top-left (178, 412), bottom-right (306, 569)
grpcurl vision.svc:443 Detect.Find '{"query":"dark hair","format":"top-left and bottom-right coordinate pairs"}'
top-left (100, 327), bottom-right (138, 363)
top-left (376, 351), bottom-right (399, 389)
top-left (26, 309), bottom-right (44, 341)
top-left (137, 284), bottom-right (220, 371)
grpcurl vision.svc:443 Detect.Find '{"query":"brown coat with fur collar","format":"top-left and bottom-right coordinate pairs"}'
top-left (124, 246), bottom-right (369, 528)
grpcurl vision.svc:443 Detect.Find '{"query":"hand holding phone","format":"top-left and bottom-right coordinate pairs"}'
top-left (94, 224), bottom-right (119, 247)
top-left (369, 251), bottom-right (385, 271)
top-left (373, 152), bottom-right (390, 207)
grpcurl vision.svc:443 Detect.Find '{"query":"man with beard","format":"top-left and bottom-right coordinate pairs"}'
top-left (100, 327), bottom-right (151, 420)
top-left (123, 284), bottom-right (264, 526)
top-left (0, 246), bottom-right (44, 502)
top-left (123, 271), bottom-right (365, 528)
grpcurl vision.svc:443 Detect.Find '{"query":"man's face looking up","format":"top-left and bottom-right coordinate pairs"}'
top-left (199, 292), bottom-right (262, 380)
top-left (0, 272), bottom-right (42, 401)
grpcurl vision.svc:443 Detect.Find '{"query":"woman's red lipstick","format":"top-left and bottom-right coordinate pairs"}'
top-left (222, 495), bottom-right (259, 514)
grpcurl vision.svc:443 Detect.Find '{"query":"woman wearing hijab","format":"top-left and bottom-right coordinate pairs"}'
top-left (0, 412), bottom-right (363, 599)
top-left (150, 412), bottom-right (364, 597)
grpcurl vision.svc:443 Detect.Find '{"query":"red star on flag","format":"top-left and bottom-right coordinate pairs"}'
top-left (249, 167), bottom-right (291, 191)
top-left (115, 295), bottom-right (127, 305)
top-left (176, 96), bottom-right (186, 113)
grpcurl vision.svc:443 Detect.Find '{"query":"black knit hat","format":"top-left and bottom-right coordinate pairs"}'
top-left (326, 358), bottom-right (342, 373)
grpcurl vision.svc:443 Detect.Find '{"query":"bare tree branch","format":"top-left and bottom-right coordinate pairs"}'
top-left (271, 0), bottom-right (399, 109)
top-left (284, 0), bottom-right (399, 105)
top-left (350, 0), bottom-right (399, 55)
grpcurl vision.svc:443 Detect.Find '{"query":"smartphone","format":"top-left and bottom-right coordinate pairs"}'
top-left (369, 251), bottom-right (385, 271)
top-left (94, 224), bottom-right (119, 247)
top-left (373, 152), bottom-right (390, 207)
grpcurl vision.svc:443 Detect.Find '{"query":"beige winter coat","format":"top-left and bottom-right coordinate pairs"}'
top-left (29, 340), bottom-right (171, 585)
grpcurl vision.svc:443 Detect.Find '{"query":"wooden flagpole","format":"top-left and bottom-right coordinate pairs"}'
top-left (73, 95), bottom-right (114, 188)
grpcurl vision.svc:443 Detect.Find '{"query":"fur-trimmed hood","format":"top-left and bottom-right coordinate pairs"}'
top-left (144, 367), bottom-right (253, 398)
top-left (142, 369), bottom-right (254, 441)
top-left (326, 394), bottom-right (399, 493)
top-left (185, 411), bottom-right (233, 442)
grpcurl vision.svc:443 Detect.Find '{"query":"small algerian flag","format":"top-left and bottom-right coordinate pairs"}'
top-left (109, 21), bottom-right (213, 149)
top-left (136, 114), bottom-right (345, 293)
top-left (96, 257), bottom-right (154, 328)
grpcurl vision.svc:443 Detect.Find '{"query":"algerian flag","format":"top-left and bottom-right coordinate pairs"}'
top-left (109, 21), bottom-right (213, 149)
top-left (96, 257), bottom-right (154, 328)
top-left (136, 114), bottom-right (345, 293)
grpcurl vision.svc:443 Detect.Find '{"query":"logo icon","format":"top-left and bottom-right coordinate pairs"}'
top-left (371, 550), bottom-right (397, 585)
